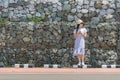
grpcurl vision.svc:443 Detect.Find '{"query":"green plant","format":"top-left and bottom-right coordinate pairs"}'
top-left (0, 18), bottom-right (7, 24)
top-left (27, 16), bottom-right (45, 22)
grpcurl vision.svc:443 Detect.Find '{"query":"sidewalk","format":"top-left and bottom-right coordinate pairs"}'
top-left (0, 68), bottom-right (120, 73)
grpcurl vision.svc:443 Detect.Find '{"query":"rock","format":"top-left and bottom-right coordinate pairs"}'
top-left (98, 36), bottom-right (103, 41)
top-left (117, 3), bottom-right (120, 8)
top-left (76, 0), bottom-right (84, 5)
top-left (91, 49), bottom-right (117, 66)
top-left (110, 4), bottom-right (115, 9)
top-left (67, 15), bottom-right (74, 22)
top-left (0, 62), bottom-right (4, 67)
top-left (102, 5), bottom-right (109, 9)
top-left (9, 3), bottom-right (17, 8)
top-left (110, 31), bottom-right (116, 38)
top-left (57, 6), bottom-right (62, 11)
top-left (107, 9), bottom-right (115, 14)
top-left (91, 17), bottom-right (100, 24)
top-left (55, 17), bottom-right (61, 21)
top-left (24, 0), bottom-right (28, 2)
top-left (94, 1), bottom-right (102, 9)
top-left (53, 4), bottom-right (57, 8)
top-left (52, 8), bottom-right (57, 12)
top-left (3, 0), bottom-right (9, 8)
top-left (2, 12), bottom-right (8, 18)
top-left (9, 0), bottom-right (15, 3)
top-left (27, 26), bottom-right (34, 31)
top-left (105, 14), bottom-right (113, 19)
top-left (26, 14), bottom-right (32, 18)
top-left (102, 0), bottom-right (109, 5)
top-left (99, 9), bottom-right (107, 15)
top-left (63, 4), bottom-right (71, 11)
top-left (90, 1), bottom-right (95, 7)
top-left (89, 7), bottom-right (95, 12)
top-left (71, 8), bottom-right (76, 13)
top-left (57, 2), bottom-right (62, 6)
top-left (81, 9), bottom-right (88, 14)
top-left (23, 37), bottom-right (31, 42)
top-left (77, 13), bottom-right (83, 18)
top-left (76, 7), bottom-right (81, 12)
top-left (36, 12), bottom-right (41, 17)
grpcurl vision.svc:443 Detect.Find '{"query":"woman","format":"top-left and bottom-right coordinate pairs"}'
top-left (73, 19), bottom-right (88, 66)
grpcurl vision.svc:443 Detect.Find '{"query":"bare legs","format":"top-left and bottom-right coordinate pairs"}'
top-left (77, 54), bottom-right (85, 65)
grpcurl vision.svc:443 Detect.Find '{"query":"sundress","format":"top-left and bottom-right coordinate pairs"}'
top-left (73, 28), bottom-right (87, 56)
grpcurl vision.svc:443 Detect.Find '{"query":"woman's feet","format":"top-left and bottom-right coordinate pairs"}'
top-left (77, 62), bottom-right (85, 66)
top-left (82, 62), bottom-right (85, 65)
top-left (77, 62), bottom-right (81, 66)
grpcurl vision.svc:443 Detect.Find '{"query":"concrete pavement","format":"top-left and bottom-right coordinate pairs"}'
top-left (0, 72), bottom-right (120, 80)
top-left (0, 68), bottom-right (120, 80)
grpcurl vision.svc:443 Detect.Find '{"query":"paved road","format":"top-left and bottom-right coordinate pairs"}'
top-left (0, 72), bottom-right (120, 80)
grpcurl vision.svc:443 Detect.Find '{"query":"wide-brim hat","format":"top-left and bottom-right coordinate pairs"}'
top-left (77, 19), bottom-right (84, 24)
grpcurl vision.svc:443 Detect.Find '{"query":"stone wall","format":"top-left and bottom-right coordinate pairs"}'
top-left (0, 0), bottom-right (120, 22)
top-left (0, 22), bottom-right (119, 67)
top-left (0, 0), bottom-right (120, 67)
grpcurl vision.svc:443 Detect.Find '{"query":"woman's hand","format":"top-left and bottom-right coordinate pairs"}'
top-left (83, 32), bottom-right (88, 38)
top-left (74, 32), bottom-right (80, 39)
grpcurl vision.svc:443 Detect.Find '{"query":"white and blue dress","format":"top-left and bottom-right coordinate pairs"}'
top-left (73, 28), bottom-right (87, 56)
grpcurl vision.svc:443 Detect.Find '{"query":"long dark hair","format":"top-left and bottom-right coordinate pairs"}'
top-left (76, 24), bottom-right (80, 33)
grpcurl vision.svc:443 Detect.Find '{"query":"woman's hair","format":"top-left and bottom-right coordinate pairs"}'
top-left (76, 23), bottom-right (84, 33)
top-left (76, 24), bottom-right (80, 33)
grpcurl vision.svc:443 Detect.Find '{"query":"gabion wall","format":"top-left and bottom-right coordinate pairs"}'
top-left (0, 22), bottom-right (119, 67)
top-left (0, 0), bottom-right (120, 67)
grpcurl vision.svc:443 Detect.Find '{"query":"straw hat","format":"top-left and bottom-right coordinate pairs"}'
top-left (77, 19), bottom-right (84, 24)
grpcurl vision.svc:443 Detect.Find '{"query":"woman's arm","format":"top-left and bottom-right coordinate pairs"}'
top-left (74, 32), bottom-right (79, 39)
top-left (83, 32), bottom-right (88, 38)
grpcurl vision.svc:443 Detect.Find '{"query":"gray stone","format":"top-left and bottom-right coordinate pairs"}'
top-left (27, 26), bottom-right (34, 31)
top-left (55, 17), bottom-right (61, 21)
top-left (94, 1), bottom-right (102, 9)
top-left (99, 9), bottom-right (107, 15)
top-left (105, 14), bottom-right (113, 19)
top-left (53, 8), bottom-right (57, 12)
top-left (107, 9), bottom-right (115, 14)
top-left (53, 4), bottom-right (57, 8)
top-left (0, 62), bottom-right (4, 67)
top-left (63, 4), bottom-right (71, 11)
top-left (3, 0), bottom-right (9, 8)
top-left (77, 13), bottom-right (83, 18)
top-left (57, 2), bottom-right (62, 6)
top-left (91, 17), bottom-right (100, 24)
top-left (102, 0), bottom-right (109, 5)
top-left (26, 14), bottom-right (32, 18)
top-left (76, 0), bottom-right (84, 5)
top-left (36, 12), bottom-right (41, 17)
top-left (81, 9), bottom-right (88, 14)
top-left (110, 4), bottom-right (115, 9)
top-left (67, 15), bottom-right (74, 22)
top-left (90, 1), bottom-right (95, 6)
top-left (71, 8), bottom-right (76, 13)
top-left (117, 3), bottom-right (120, 8)
top-left (23, 37), bottom-right (31, 42)
top-left (98, 36), bottom-right (103, 41)
top-left (57, 6), bottom-right (62, 11)
top-left (89, 7), bottom-right (95, 12)
top-left (9, 0), bottom-right (15, 3)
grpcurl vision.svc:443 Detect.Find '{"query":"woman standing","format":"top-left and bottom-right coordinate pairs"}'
top-left (73, 19), bottom-right (88, 66)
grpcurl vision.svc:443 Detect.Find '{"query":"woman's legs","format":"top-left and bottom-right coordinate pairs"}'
top-left (81, 55), bottom-right (85, 65)
top-left (77, 54), bottom-right (85, 65)
top-left (77, 54), bottom-right (82, 65)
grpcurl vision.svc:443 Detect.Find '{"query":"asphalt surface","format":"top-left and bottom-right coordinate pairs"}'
top-left (0, 72), bottom-right (120, 80)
